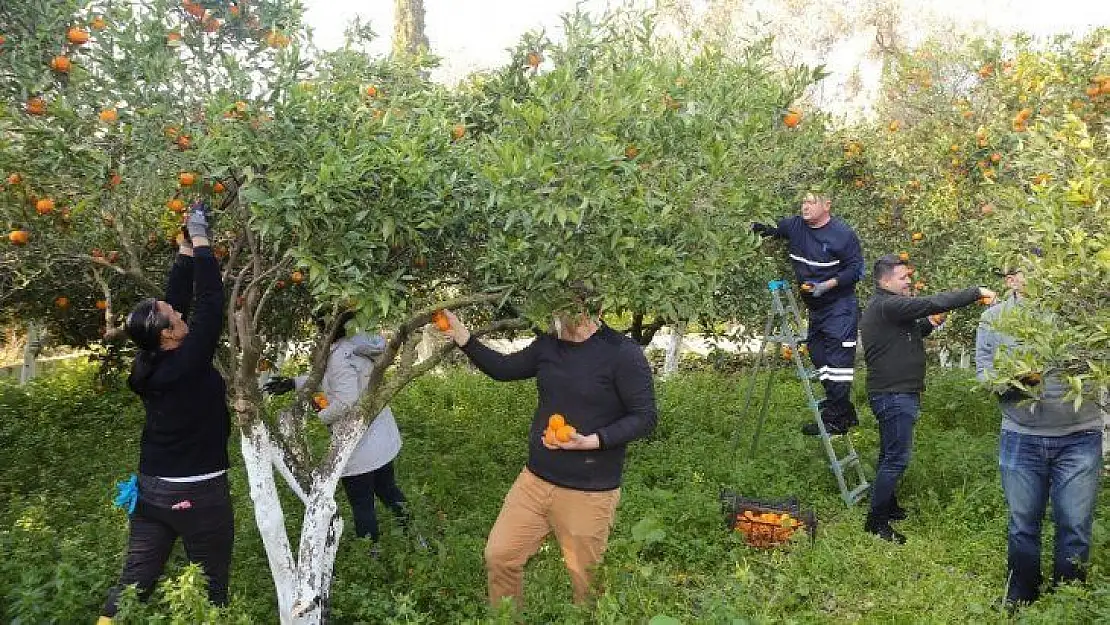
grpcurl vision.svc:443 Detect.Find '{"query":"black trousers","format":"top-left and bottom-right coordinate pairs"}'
top-left (341, 460), bottom-right (409, 541)
top-left (102, 473), bottom-right (234, 617)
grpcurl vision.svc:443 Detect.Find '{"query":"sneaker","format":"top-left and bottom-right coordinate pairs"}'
top-left (864, 519), bottom-right (906, 544)
top-left (801, 420), bottom-right (848, 436)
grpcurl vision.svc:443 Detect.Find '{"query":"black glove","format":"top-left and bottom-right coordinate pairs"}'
top-left (751, 222), bottom-right (776, 237)
top-left (262, 376), bottom-right (294, 395)
top-left (179, 224), bottom-right (192, 248)
top-left (185, 200), bottom-right (213, 240)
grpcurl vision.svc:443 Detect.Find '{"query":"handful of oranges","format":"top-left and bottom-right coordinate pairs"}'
top-left (312, 392), bottom-right (329, 411)
top-left (542, 413), bottom-right (576, 447)
top-left (432, 310), bottom-right (450, 332)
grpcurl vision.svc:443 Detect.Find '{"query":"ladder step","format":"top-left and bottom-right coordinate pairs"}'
top-left (833, 452), bottom-right (859, 471)
top-left (845, 481), bottom-right (870, 504)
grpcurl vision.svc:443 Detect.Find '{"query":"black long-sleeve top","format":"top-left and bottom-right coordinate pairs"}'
top-left (861, 286), bottom-right (981, 393)
top-left (130, 247), bottom-right (231, 478)
top-left (460, 324), bottom-right (657, 491)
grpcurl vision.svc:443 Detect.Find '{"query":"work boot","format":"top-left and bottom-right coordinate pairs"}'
top-left (801, 419), bottom-right (848, 436)
top-left (864, 514), bottom-right (906, 544)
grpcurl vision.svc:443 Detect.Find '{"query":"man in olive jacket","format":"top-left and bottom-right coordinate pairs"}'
top-left (859, 254), bottom-right (995, 542)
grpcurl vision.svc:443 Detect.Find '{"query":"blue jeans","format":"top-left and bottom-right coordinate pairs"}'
top-left (999, 428), bottom-right (1103, 603)
top-left (868, 392), bottom-right (920, 520)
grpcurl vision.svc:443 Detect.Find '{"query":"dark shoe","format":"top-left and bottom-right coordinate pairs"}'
top-left (801, 420), bottom-right (849, 436)
top-left (864, 518), bottom-right (906, 544)
top-left (888, 496), bottom-right (907, 521)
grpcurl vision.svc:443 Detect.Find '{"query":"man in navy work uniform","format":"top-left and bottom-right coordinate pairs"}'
top-left (752, 192), bottom-right (865, 435)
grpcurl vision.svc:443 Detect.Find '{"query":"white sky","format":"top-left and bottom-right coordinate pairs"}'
top-left (302, 0), bottom-right (1109, 111)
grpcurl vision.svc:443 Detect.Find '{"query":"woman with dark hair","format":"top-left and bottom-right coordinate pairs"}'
top-left (99, 202), bottom-right (233, 620)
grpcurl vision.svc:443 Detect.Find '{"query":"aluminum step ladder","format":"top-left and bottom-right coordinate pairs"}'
top-left (734, 279), bottom-right (869, 507)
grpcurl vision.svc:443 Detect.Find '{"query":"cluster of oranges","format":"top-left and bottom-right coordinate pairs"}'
top-left (733, 510), bottom-right (804, 548)
top-left (542, 414), bottom-right (576, 446)
top-left (312, 392), bottom-right (329, 410)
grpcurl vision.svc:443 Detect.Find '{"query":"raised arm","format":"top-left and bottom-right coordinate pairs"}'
top-left (880, 287), bottom-right (982, 322)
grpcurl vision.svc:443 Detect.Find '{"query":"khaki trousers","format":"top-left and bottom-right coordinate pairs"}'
top-left (484, 468), bottom-right (620, 608)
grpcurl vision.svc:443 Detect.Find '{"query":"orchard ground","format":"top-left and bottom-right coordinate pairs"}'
top-left (2, 362), bottom-right (1109, 624)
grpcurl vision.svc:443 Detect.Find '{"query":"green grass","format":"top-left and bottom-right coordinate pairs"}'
top-left (1, 363), bottom-right (1108, 623)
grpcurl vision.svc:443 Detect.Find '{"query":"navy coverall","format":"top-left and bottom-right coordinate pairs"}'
top-left (754, 215), bottom-right (865, 427)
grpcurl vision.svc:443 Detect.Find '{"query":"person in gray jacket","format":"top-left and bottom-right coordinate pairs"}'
top-left (265, 312), bottom-right (422, 554)
top-left (975, 268), bottom-right (1103, 607)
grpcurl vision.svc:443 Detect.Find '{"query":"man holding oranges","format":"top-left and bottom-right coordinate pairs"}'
top-left (435, 294), bottom-right (657, 611)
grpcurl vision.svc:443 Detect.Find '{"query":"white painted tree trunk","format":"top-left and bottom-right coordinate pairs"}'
top-left (663, 322), bottom-right (685, 377)
top-left (415, 326), bottom-right (435, 365)
top-left (19, 322), bottom-right (40, 385)
top-left (240, 414), bottom-right (367, 623)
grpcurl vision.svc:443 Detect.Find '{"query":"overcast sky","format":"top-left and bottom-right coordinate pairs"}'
top-left (300, 0), bottom-right (1109, 111)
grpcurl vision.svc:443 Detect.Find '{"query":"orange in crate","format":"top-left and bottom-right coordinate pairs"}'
top-left (721, 491), bottom-right (817, 549)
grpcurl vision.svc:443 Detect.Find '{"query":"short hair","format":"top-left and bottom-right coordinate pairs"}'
top-left (873, 254), bottom-right (906, 286)
top-left (125, 297), bottom-right (171, 351)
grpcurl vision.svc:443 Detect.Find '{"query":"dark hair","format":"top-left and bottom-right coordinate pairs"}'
top-left (125, 297), bottom-right (171, 394)
top-left (873, 254), bottom-right (907, 286)
top-left (126, 298), bottom-right (170, 351)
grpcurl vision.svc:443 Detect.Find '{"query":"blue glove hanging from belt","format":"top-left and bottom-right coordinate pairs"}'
top-left (113, 474), bottom-right (139, 516)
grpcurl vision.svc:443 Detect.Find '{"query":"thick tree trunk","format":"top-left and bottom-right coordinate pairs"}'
top-left (393, 0), bottom-right (429, 58)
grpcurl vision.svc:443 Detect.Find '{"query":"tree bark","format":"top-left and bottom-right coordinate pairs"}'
top-left (393, 0), bottom-right (429, 58)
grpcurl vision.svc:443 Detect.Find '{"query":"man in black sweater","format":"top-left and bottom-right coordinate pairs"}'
top-left (860, 254), bottom-right (995, 542)
top-left (438, 305), bottom-right (657, 609)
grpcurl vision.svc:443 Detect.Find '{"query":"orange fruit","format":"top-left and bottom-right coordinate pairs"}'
top-left (183, 1), bottom-right (206, 19)
top-left (265, 30), bottom-right (289, 48)
top-left (365, 85), bottom-right (379, 98)
top-left (49, 55), bottom-right (71, 72)
top-left (35, 198), bottom-right (55, 215)
top-left (978, 64), bottom-right (993, 78)
top-left (26, 97), bottom-right (46, 115)
top-left (911, 232), bottom-right (924, 242)
top-left (914, 281), bottom-right (926, 291)
top-left (95, 299), bottom-right (108, 310)
top-left (548, 414), bottom-right (566, 430)
top-left (178, 172), bottom-right (196, 186)
top-left (980, 203), bottom-right (995, 215)
top-left (555, 425), bottom-right (576, 443)
top-left (176, 134), bottom-right (191, 149)
top-left (7, 173), bottom-right (22, 185)
top-left (8, 230), bottom-right (30, 246)
top-left (888, 120), bottom-right (901, 132)
top-left (214, 244), bottom-right (228, 260)
top-left (213, 181), bottom-right (225, 193)
top-left (978, 296), bottom-right (993, 305)
top-left (1086, 85), bottom-right (1100, 97)
top-left (108, 172), bottom-right (122, 187)
top-left (91, 16), bottom-right (107, 31)
top-left (167, 198), bottom-right (185, 212)
top-left (290, 270), bottom-right (304, 284)
top-left (624, 145), bottom-right (639, 159)
top-left (203, 17), bottom-right (220, 32)
top-left (55, 296), bottom-right (69, 309)
top-left (432, 310), bottom-right (450, 332)
top-left (99, 108), bottom-right (118, 123)
top-left (898, 251), bottom-right (909, 262)
top-left (451, 124), bottom-right (466, 141)
top-left (66, 27), bottom-right (90, 45)
top-left (990, 152), bottom-right (1001, 163)
top-left (783, 109), bottom-right (801, 128)
top-left (229, 5), bottom-right (241, 17)
top-left (167, 31), bottom-right (182, 43)
top-left (543, 429), bottom-right (558, 446)
top-left (781, 346), bottom-right (793, 360)
top-left (527, 52), bottom-right (542, 69)
top-left (313, 392), bottom-right (329, 410)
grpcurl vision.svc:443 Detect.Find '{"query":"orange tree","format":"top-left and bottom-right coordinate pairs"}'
top-left (2, 2), bottom-right (852, 621)
top-left (833, 29), bottom-right (1108, 399)
top-left (462, 12), bottom-right (830, 340)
